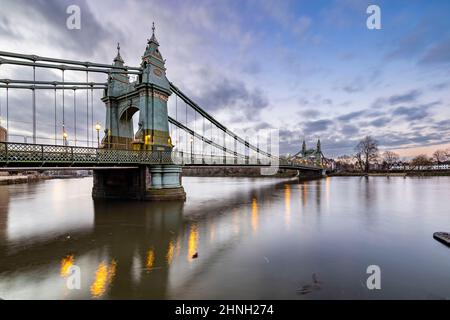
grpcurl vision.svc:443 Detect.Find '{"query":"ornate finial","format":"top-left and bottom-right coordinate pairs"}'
top-left (114, 41), bottom-right (124, 64)
top-left (147, 22), bottom-right (159, 45)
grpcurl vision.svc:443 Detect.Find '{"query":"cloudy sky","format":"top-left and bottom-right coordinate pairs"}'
top-left (0, 0), bottom-right (449, 157)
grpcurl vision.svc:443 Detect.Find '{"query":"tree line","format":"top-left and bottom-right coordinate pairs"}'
top-left (335, 136), bottom-right (450, 173)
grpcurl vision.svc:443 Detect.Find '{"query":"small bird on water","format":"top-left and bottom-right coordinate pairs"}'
top-left (192, 252), bottom-right (198, 259)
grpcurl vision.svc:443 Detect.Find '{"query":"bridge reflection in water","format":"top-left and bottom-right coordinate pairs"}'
top-left (1, 176), bottom-right (450, 299)
top-left (0, 177), bottom-right (303, 299)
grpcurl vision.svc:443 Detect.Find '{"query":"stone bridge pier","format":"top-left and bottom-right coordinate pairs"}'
top-left (93, 26), bottom-right (186, 201)
top-left (92, 165), bottom-right (186, 201)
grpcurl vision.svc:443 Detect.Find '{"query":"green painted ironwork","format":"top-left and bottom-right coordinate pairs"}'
top-left (0, 141), bottom-right (322, 171)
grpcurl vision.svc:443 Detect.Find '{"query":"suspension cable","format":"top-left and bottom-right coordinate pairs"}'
top-left (175, 94), bottom-right (178, 147)
top-left (185, 101), bottom-right (188, 152)
top-left (73, 88), bottom-right (77, 146)
top-left (193, 110), bottom-right (196, 155)
top-left (91, 84), bottom-right (94, 147)
top-left (6, 84), bottom-right (9, 141)
top-left (32, 64), bottom-right (36, 143)
top-left (54, 84), bottom-right (57, 144)
top-left (86, 71), bottom-right (89, 147)
top-left (62, 69), bottom-right (65, 141)
top-left (203, 116), bottom-right (205, 156)
top-left (210, 121), bottom-right (212, 158)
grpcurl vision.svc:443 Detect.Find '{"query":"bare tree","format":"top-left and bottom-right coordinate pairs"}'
top-left (432, 149), bottom-right (448, 164)
top-left (354, 152), bottom-right (364, 172)
top-left (336, 155), bottom-right (356, 171)
top-left (382, 151), bottom-right (400, 170)
top-left (354, 136), bottom-right (379, 173)
top-left (445, 148), bottom-right (450, 159)
top-left (410, 154), bottom-right (432, 170)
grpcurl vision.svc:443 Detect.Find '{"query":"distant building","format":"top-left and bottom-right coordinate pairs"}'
top-left (390, 160), bottom-right (450, 171)
top-left (291, 139), bottom-right (325, 167)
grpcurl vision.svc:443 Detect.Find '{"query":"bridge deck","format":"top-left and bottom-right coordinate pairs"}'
top-left (0, 142), bottom-right (322, 171)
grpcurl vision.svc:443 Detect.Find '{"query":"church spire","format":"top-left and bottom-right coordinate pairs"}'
top-left (301, 139), bottom-right (306, 156)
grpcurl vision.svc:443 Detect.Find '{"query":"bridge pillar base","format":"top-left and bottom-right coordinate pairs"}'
top-left (296, 169), bottom-right (325, 181)
top-left (92, 165), bottom-right (186, 201)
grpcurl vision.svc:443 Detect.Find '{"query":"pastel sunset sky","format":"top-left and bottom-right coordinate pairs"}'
top-left (0, 0), bottom-right (449, 157)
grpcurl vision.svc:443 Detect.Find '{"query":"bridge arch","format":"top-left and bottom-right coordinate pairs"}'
top-left (120, 105), bottom-right (140, 121)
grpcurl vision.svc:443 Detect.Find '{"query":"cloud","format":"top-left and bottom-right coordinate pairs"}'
top-left (388, 90), bottom-right (422, 105)
top-left (1, 0), bottom-right (449, 158)
top-left (391, 101), bottom-right (440, 121)
top-left (337, 110), bottom-right (365, 121)
top-left (193, 70), bottom-right (269, 122)
top-left (0, 15), bottom-right (21, 39)
top-left (420, 38), bottom-right (450, 65)
top-left (370, 117), bottom-right (391, 127)
top-left (340, 124), bottom-right (358, 135)
top-left (303, 119), bottom-right (333, 134)
top-left (385, 15), bottom-right (444, 62)
top-left (298, 109), bottom-right (321, 118)
top-left (3, 0), bottom-right (117, 56)
top-left (342, 77), bottom-right (364, 93)
top-left (258, 0), bottom-right (312, 40)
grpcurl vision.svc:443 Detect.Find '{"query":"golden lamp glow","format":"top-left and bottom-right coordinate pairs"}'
top-left (90, 259), bottom-right (117, 298)
top-left (166, 241), bottom-right (175, 265)
top-left (145, 134), bottom-right (151, 145)
top-left (188, 225), bottom-right (199, 262)
top-left (60, 255), bottom-right (74, 277)
top-left (146, 249), bottom-right (155, 270)
top-left (95, 122), bottom-right (101, 131)
top-left (284, 184), bottom-right (291, 228)
top-left (251, 198), bottom-right (258, 233)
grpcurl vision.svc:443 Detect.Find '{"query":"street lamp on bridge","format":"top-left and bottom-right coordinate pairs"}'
top-left (190, 136), bottom-right (194, 163)
top-left (63, 131), bottom-right (68, 146)
top-left (95, 122), bottom-right (101, 147)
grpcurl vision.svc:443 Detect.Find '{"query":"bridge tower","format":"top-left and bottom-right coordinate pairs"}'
top-left (93, 24), bottom-right (186, 201)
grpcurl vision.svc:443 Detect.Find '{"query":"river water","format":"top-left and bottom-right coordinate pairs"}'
top-left (0, 176), bottom-right (449, 299)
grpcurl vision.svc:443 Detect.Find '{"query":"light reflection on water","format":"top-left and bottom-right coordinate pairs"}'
top-left (0, 176), bottom-right (450, 299)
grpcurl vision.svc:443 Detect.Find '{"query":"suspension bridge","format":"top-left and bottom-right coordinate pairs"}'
top-left (0, 25), bottom-right (326, 200)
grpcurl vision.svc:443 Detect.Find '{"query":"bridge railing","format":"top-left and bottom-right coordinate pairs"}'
top-left (0, 142), bottom-right (171, 165)
top-left (0, 141), bottom-right (322, 169)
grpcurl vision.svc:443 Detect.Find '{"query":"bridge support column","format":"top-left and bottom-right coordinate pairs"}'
top-left (296, 169), bottom-right (325, 181)
top-left (92, 165), bottom-right (186, 201)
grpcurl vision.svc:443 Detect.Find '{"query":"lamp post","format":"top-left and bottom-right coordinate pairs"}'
top-left (190, 136), bottom-right (194, 164)
top-left (95, 122), bottom-right (101, 148)
top-left (63, 131), bottom-right (68, 146)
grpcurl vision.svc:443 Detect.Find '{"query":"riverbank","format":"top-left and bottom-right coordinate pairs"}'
top-left (182, 167), bottom-right (298, 177)
top-left (329, 170), bottom-right (450, 177)
top-left (0, 174), bottom-right (50, 185)
top-left (0, 172), bottom-right (90, 185)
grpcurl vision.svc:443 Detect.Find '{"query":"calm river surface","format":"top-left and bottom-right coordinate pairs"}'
top-left (0, 176), bottom-right (449, 299)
